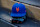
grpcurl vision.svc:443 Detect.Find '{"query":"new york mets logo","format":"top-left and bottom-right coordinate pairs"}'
top-left (16, 7), bottom-right (19, 12)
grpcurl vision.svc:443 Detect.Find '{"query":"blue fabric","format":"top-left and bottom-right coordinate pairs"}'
top-left (11, 12), bottom-right (26, 17)
top-left (11, 3), bottom-right (26, 17)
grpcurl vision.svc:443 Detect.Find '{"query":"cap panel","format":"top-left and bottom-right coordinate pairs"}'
top-left (12, 3), bottom-right (26, 13)
top-left (11, 3), bottom-right (26, 17)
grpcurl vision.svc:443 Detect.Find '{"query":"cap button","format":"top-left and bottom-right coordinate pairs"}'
top-left (18, 2), bottom-right (20, 4)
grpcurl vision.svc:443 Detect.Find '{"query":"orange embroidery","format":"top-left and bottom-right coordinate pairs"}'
top-left (16, 7), bottom-right (19, 12)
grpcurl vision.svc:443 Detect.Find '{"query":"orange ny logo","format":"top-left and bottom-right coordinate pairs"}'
top-left (16, 7), bottom-right (19, 12)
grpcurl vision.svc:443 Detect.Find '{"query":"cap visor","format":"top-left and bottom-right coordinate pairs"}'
top-left (10, 13), bottom-right (26, 17)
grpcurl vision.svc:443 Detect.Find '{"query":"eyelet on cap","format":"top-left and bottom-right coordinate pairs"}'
top-left (25, 10), bottom-right (26, 12)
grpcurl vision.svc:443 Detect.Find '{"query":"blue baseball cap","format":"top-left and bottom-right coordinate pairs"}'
top-left (11, 3), bottom-right (26, 17)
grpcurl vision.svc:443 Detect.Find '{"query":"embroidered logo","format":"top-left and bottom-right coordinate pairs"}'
top-left (16, 7), bottom-right (19, 12)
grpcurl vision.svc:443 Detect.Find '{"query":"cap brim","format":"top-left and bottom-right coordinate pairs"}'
top-left (10, 13), bottom-right (26, 17)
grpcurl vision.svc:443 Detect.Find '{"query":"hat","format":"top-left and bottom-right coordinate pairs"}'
top-left (11, 3), bottom-right (26, 17)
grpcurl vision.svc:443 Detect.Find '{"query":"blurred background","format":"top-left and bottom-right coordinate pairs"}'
top-left (0, 0), bottom-right (40, 27)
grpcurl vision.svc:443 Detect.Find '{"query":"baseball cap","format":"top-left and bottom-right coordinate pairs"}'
top-left (11, 3), bottom-right (26, 17)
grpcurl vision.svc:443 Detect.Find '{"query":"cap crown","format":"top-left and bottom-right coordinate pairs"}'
top-left (12, 3), bottom-right (26, 13)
